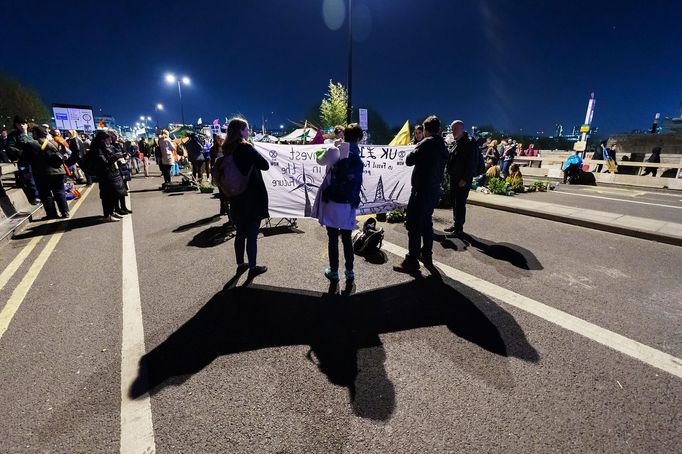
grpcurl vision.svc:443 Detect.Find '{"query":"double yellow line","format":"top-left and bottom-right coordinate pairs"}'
top-left (0, 186), bottom-right (93, 340)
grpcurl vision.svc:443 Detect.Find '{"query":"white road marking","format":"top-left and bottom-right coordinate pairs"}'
top-left (381, 240), bottom-right (682, 379)
top-left (552, 190), bottom-right (682, 209)
top-left (120, 196), bottom-right (156, 454)
top-left (0, 237), bottom-right (41, 293)
top-left (0, 187), bottom-right (92, 341)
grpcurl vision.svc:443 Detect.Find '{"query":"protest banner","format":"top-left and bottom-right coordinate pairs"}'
top-left (253, 143), bottom-right (416, 218)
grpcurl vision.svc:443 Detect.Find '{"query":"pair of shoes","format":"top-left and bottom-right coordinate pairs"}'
top-left (236, 263), bottom-right (249, 274)
top-left (248, 265), bottom-right (268, 278)
top-left (345, 269), bottom-right (355, 280)
top-left (103, 215), bottom-right (120, 222)
top-left (112, 212), bottom-right (124, 219)
top-left (122, 208), bottom-right (133, 214)
top-left (443, 225), bottom-right (457, 233)
top-left (393, 257), bottom-right (420, 273)
top-left (324, 268), bottom-right (340, 281)
top-left (61, 212), bottom-right (70, 219)
top-left (115, 209), bottom-right (128, 216)
top-left (446, 230), bottom-right (463, 239)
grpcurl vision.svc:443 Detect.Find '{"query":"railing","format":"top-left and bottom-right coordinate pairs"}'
top-left (514, 156), bottom-right (682, 178)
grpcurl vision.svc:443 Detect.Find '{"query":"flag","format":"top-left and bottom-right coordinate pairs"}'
top-left (197, 117), bottom-right (203, 125)
top-left (309, 128), bottom-right (324, 144)
top-left (212, 119), bottom-right (219, 126)
top-left (389, 120), bottom-right (411, 146)
top-left (301, 120), bottom-right (310, 143)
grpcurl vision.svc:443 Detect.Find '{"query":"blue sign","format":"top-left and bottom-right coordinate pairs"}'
top-left (56, 113), bottom-right (68, 120)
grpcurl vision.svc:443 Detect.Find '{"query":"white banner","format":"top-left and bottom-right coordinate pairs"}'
top-left (253, 143), bottom-right (416, 218)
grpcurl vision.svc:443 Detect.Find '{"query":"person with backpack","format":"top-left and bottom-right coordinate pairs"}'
top-left (89, 131), bottom-right (126, 222)
top-left (185, 133), bottom-right (205, 181)
top-left (157, 130), bottom-right (175, 185)
top-left (221, 118), bottom-right (269, 278)
top-left (312, 123), bottom-right (364, 282)
top-left (394, 115), bottom-right (449, 273)
top-left (24, 126), bottom-right (70, 219)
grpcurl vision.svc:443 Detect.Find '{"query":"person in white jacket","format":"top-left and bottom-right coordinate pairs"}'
top-left (312, 124), bottom-right (364, 282)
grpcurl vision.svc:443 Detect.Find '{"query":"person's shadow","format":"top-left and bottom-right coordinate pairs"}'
top-left (460, 233), bottom-right (543, 272)
top-left (129, 275), bottom-right (539, 421)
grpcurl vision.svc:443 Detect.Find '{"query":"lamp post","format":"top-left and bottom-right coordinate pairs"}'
top-left (155, 103), bottom-right (163, 129)
top-left (346, 0), bottom-right (353, 124)
top-left (165, 74), bottom-right (190, 126)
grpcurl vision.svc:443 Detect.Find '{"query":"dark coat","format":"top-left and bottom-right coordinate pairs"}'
top-left (25, 139), bottom-right (67, 177)
top-left (405, 135), bottom-right (448, 194)
top-left (185, 138), bottom-right (204, 162)
top-left (6, 130), bottom-right (32, 163)
top-left (229, 142), bottom-right (270, 224)
top-left (92, 142), bottom-right (126, 199)
top-left (446, 133), bottom-right (477, 184)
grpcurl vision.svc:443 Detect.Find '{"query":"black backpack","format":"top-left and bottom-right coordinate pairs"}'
top-left (323, 153), bottom-right (363, 207)
top-left (353, 218), bottom-right (384, 255)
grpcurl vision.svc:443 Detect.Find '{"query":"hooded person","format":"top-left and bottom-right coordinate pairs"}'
top-left (642, 146), bottom-right (662, 176)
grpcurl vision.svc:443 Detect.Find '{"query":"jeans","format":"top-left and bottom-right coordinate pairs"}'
top-left (326, 227), bottom-right (353, 272)
top-left (406, 190), bottom-right (439, 260)
top-left (36, 174), bottom-right (68, 217)
top-left (142, 157), bottom-right (150, 176)
top-left (192, 160), bottom-right (204, 179)
top-left (18, 165), bottom-right (40, 203)
top-left (234, 220), bottom-right (260, 268)
top-left (500, 160), bottom-right (512, 178)
top-left (450, 184), bottom-right (471, 232)
top-left (160, 164), bottom-right (172, 184)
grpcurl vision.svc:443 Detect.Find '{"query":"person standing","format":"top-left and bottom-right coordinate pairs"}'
top-left (138, 139), bottom-right (151, 177)
top-left (210, 134), bottom-right (230, 217)
top-left (6, 116), bottom-right (40, 204)
top-left (157, 130), bottom-right (175, 185)
top-left (500, 140), bottom-right (517, 178)
top-left (394, 115), bottom-right (449, 273)
top-left (223, 118), bottom-right (269, 278)
top-left (90, 131), bottom-right (125, 222)
top-left (412, 124), bottom-right (425, 144)
top-left (25, 126), bottom-right (69, 219)
top-left (443, 120), bottom-right (477, 237)
top-left (0, 129), bottom-right (10, 163)
top-left (185, 133), bottom-right (205, 180)
top-left (312, 123), bottom-right (364, 281)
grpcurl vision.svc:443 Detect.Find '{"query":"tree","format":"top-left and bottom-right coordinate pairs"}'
top-left (0, 73), bottom-right (50, 128)
top-left (319, 80), bottom-right (348, 129)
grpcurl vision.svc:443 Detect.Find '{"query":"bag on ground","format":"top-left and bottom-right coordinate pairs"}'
top-left (353, 217), bottom-right (384, 255)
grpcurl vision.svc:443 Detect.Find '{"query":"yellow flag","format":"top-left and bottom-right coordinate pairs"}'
top-left (389, 120), bottom-right (411, 146)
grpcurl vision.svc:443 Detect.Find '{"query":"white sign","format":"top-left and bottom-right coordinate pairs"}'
top-left (359, 108), bottom-right (368, 131)
top-left (52, 105), bottom-right (96, 132)
top-left (253, 143), bottom-right (415, 218)
top-left (573, 140), bottom-right (587, 152)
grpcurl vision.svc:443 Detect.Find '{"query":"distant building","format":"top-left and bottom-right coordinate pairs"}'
top-left (661, 102), bottom-right (682, 133)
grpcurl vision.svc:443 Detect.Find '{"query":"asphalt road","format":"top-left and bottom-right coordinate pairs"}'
top-left (0, 172), bottom-right (680, 453)
top-left (519, 184), bottom-right (682, 224)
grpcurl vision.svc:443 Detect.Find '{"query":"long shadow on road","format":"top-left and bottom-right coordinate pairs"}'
top-left (130, 275), bottom-right (539, 421)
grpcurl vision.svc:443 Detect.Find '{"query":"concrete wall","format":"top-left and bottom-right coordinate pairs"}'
top-left (607, 133), bottom-right (682, 155)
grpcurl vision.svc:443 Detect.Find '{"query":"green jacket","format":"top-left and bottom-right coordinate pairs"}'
top-left (6, 130), bottom-right (32, 163)
top-left (26, 139), bottom-right (67, 177)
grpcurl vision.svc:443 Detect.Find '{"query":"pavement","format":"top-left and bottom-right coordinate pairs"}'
top-left (0, 172), bottom-right (680, 453)
top-left (468, 185), bottom-right (682, 246)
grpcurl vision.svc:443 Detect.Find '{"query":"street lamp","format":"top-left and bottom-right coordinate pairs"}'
top-left (155, 104), bottom-right (164, 129)
top-left (165, 73), bottom-right (191, 126)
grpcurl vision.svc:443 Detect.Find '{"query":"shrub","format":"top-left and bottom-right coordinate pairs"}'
top-left (386, 209), bottom-right (407, 223)
top-left (487, 177), bottom-right (510, 195)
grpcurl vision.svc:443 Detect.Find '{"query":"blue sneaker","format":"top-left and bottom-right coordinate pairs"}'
top-left (324, 268), bottom-right (340, 281)
top-left (345, 269), bottom-right (355, 280)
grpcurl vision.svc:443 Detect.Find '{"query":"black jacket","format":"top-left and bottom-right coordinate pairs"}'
top-left (446, 133), bottom-right (476, 184)
top-left (6, 130), bottom-right (32, 163)
top-left (24, 139), bottom-right (67, 177)
top-left (230, 142), bottom-right (270, 224)
top-left (405, 135), bottom-right (448, 193)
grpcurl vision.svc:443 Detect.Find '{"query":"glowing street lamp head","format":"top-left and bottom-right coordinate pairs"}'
top-left (181, 76), bottom-right (190, 85)
top-left (140, 116), bottom-right (145, 121)
top-left (146, 116), bottom-right (152, 121)
top-left (156, 103), bottom-right (164, 110)
top-left (165, 74), bottom-right (176, 84)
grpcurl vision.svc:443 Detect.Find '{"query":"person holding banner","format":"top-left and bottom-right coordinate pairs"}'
top-left (223, 118), bottom-right (269, 278)
top-left (394, 116), bottom-right (448, 273)
top-left (312, 123), bottom-right (364, 282)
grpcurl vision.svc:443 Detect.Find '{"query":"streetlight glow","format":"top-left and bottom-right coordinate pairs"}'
top-left (181, 76), bottom-right (190, 85)
top-left (140, 116), bottom-right (145, 121)
top-left (165, 74), bottom-right (176, 83)
top-left (156, 103), bottom-right (164, 110)
top-left (147, 116), bottom-right (152, 121)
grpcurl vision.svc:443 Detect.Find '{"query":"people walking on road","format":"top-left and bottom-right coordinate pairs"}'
top-left (641, 146), bottom-right (662, 177)
top-left (89, 131), bottom-right (126, 222)
top-left (393, 115), bottom-right (448, 273)
top-left (6, 116), bottom-right (40, 204)
top-left (157, 130), bottom-right (175, 186)
top-left (185, 132), bottom-right (205, 181)
top-left (210, 134), bottom-right (230, 217)
top-left (444, 120), bottom-right (477, 237)
top-left (312, 123), bottom-right (364, 282)
top-left (26, 126), bottom-right (69, 219)
top-left (138, 139), bottom-right (151, 177)
top-left (223, 118), bottom-right (270, 278)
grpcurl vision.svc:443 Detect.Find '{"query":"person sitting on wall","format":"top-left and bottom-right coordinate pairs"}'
top-left (562, 150), bottom-right (583, 184)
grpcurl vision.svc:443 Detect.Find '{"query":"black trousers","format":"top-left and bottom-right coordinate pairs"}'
top-left (450, 185), bottom-right (471, 232)
top-left (160, 164), bottom-right (172, 183)
top-left (326, 227), bottom-right (353, 272)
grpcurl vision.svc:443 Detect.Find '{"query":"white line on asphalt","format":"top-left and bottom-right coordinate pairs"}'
top-left (552, 190), bottom-right (682, 209)
top-left (0, 187), bottom-right (93, 341)
top-left (0, 237), bottom-right (41, 293)
top-left (119, 195), bottom-right (156, 454)
top-left (381, 240), bottom-right (682, 379)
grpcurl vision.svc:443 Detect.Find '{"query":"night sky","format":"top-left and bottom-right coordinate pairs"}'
top-left (2, 0), bottom-right (681, 135)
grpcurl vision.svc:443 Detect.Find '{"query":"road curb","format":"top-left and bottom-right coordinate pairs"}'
top-left (467, 197), bottom-right (682, 247)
